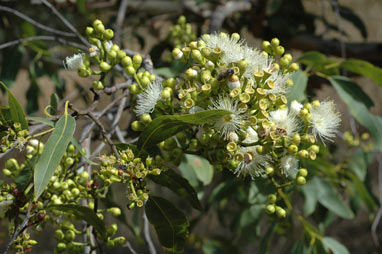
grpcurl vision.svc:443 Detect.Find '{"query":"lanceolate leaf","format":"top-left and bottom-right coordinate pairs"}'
top-left (27, 116), bottom-right (97, 165)
top-left (330, 77), bottom-right (382, 151)
top-left (322, 237), bottom-right (350, 254)
top-left (145, 196), bottom-right (189, 253)
top-left (137, 109), bottom-right (231, 151)
top-left (340, 59), bottom-right (382, 86)
top-left (329, 76), bottom-right (373, 108)
top-left (49, 204), bottom-right (106, 238)
top-left (302, 178), bottom-right (354, 219)
top-left (34, 114), bottom-right (76, 199)
top-left (148, 168), bottom-right (202, 210)
top-left (0, 81), bottom-right (28, 130)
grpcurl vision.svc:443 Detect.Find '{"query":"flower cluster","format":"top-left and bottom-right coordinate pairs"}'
top-left (1, 137), bottom-right (165, 252)
top-left (131, 32), bottom-right (342, 217)
top-left (168, 15), bottom-right (197, 49)
top-left (0, 122), bottom-right (29, 153)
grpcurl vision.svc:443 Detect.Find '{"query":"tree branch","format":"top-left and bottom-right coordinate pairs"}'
top-left (0, 5), bottom-right (76, 37)
top-left (40, 0), bottom-right (90, 47)
top-left (0, 35), bottom-right (88, 51)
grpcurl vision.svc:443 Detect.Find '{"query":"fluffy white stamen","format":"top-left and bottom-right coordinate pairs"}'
top-left (310, 100), bottom-right (341, 143)
top-left (280, 155), bottom-right (299, 177)
top-left (208, 96), bottom-right (243, 137)
top-left (134, 80), bottom-right (162, 117)
top-left (235, 146), bottom-right (271, 179)
top-left (268, 108), bottom-right (300, 138)
top-left (64, 53), bottom-right (85, 71)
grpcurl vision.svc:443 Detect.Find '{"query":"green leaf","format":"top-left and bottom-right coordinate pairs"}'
top-left (259, 223), bottom-right (275, 254)
top-left (49, 204), bottom-right (106, 238)
top-left (301, 180), bottom-right (318, 216)
top-left (330, 75), bottom-right (373, 108)
top-left (0, 47), bottom-right (24, 88)
top-left (340, 59), bottom-right (382, 86)
top-left (292, 240), bottom-right (309, 254)
top-left (27, 116), bottom-right (97, 165)
top-left (0, 106), bottom-right (12, 124)
top-left (330, 76), bottom-right (382, 151)
top-left (182, 154), bottom-right (213, 186)
top-left (287, 70), bottom-right (308, 103)
top-left (70, 137), bottom-right (98, 165)
top-left (48, 93), bottom-right (60, 115)
top-left (298, 51), bottom-right (339, 75)
top-left (303, 178), bottom-right (354, 219)
top-left (15, 166), bottom-right (33, 192)
top-left (145, 196), bottom-right (189, 253)
top-left (345, 171), bottom-right (377, 212)
top-left (137, 109), bottom-right (231, 151)
top-left (322, 237), bottom-right (350, 254)
top-left (0, 81), bottom-right (28, 130)
top-left (336, 5), bottom-right (367, 38)
top-left (34, 114), bottom-right (76, 199)
top-left (148, 168), bottom-right (202, 210)
top-left (348, 148), bottom-right (375, 181)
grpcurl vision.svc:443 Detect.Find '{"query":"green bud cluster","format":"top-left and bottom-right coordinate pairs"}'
top-left (168, 16), bottom-right (197, 49)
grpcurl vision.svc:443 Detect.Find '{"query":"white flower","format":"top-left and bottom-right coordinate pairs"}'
top-left (265, 72), bottom-right (290, 96)
top-left (202, 33), bottom-right (243, 62)
top-left (235, 146), bottom-right (271, 179)
top-left (268, 108), bottom-right (300, 138)
top-left (208, 96), bottom-right (243, 137)
top-left (310, 100), bottom-right (341, 143)
top-left (290, 100), bottom-right (303, 115)
top-left (105, 40), bottom-right (113, 51)
top-left (28, 139), bottom-right (39, 147)
top-left (134, 80), bottom-right (162, 117)
top-left (241, 45), bottom-right (268, 79)
top-left (242, 127), bottom-right (258, 143)
top-left (89, 45), bottom-right (99, 57)
top-left (280, 155), bottom-right (299, 177)
top-left (64, 53), bottom-right (85, 71)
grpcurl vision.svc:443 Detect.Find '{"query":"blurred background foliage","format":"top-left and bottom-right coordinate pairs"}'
top-left (1, 0), bottom-right (382, 253)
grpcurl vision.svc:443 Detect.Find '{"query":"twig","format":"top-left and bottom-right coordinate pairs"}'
top-left (0, 35), bottom-right (88, 51)
top-left (372, 153), bottom-right (382, 246)
top-left (40, 0), bottom-right (90, 47)
top-left (123, 241), bottom-right (138, 254)
top-left (143, 208), bottom-right (157, 254)
top-left (114, 0), bottom-right (129, 44)
top-left (208, 1), bottom-right (251, 33)
top-left (2, 203), bottom-right (37, 254)
top-left (0, 5), bottom-right (76, 37)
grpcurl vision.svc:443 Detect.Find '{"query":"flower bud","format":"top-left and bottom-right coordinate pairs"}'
top-left (5, 158), bottom-right (19, 170)
top-left (3, 168), bottom-right (11, 176)
top-left (121, 56), bottom-right (132, 67)
top-left (265, 167), bottom-right (274, 176)
top-left (65, 230), bottom-right (75, 241)
top-left (262, 41), bottom-right (271, 50)
top-left (271, 38), bottom-right (280, 47)
top-left (266, 204), bottom-right (276, 214)
top-left (275, 46), bottom-right (284, 55)
top-left (93, 81), bottom-right (104, 90)
top-left (103, 29), bottom-right (114, 40)
top-left (268, 194), bottom-right (277, 203)
top-left (228, 75), bottom-right (240, 89)
top-left (289, 63), bottom-right (299, 72)
top-left (298, 168), bottom-right (308, 177)
top-left (125, 66), bottom-right (136, 76)
top-left (288, 144), bottom-right (298, 154)
top-left (100, 62), bottom-right (111, 72)
top-left (276, 207), bottom-right (286, 218)
top-left (226, 142), bottom-right (237, 152)
top-left (140, 113), bottom-right (152, 124)
top-left (133, 54), bottom-right (143, 69)
top-left (108, 207), bottom-right (122, 217)
top-left (86, 27), bottom-right (94, 36)
top-left (296, 176), bottom-right (306, 185)
top-left (298, 149), bottom-right (309, 159)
